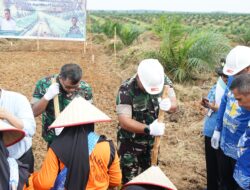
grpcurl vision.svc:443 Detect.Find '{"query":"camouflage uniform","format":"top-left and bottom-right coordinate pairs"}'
top-left (116, 75), bottom-right (173, 183)
top-left (32, 74), bottom-right (92, 144)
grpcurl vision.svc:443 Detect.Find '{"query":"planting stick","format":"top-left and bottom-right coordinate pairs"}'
top-left (51, 78), bottom-right (60, 118)
top-left (151, 85), bottom-right (169, 165)
top-left (114, 26), bottom-right (117, 64)
top-left (84, 41), bottom-right (86, 54)
top-left (36, 38), bottom-right (40, 51)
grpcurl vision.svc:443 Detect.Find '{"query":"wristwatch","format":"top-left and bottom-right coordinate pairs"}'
top-left (144, 125), bottom-right (150, 135)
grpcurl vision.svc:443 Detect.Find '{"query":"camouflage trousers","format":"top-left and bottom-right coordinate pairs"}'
top-left (118, 139), bottom-right (153, 184)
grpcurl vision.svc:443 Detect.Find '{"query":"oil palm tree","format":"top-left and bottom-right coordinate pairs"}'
top-left (118, 24), bottom-right (142, 46)
top-left (149, 16), bottom-right (230, 82)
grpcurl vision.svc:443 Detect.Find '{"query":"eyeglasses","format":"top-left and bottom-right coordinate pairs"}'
top-left (60, 78), bottom-right (80, 91)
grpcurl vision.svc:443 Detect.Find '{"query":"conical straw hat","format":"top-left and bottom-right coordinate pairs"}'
top-left (49, 96), bottom-right (111, 129)
top-left (0, 120), bottom-right (25, 147)
top-left (123, 166), bottom-right (177, 190)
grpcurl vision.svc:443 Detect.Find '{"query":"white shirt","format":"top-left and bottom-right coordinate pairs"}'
top-left (0, 89), bottom-right (36, 159)
top-left (0, 18), bottom-right (16, 30)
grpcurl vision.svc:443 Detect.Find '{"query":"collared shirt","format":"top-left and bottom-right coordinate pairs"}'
top-left (203, 78), bottom-right (227, 137)
top-left (203, 84), bottom-right (217, 137)
top-left (0, 89), bottom-right (36, 159)
top-left (31, 75), bottom-right (93, 144)
top-left (233, 121), bottom-right (250, 190)
top-left (0, 18), bottom-right (16, 30)
top-left (216, 76), bottom-right (250, 159)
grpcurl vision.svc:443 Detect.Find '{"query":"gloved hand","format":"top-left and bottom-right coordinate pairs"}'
top-left (149, 119), bottom-right (165, 136)
top-left (44, 83), bottom-right (60, 101)
top-left (159, 98), bottom-right (171, 111)
top-left (211, 130), bottom-right (221, 149)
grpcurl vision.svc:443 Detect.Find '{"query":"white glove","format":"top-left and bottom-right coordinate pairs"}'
top-left (159, 98), bottom-right (171, 111)
top-left (149, 119), bottom-right (165, 136)
top-left (44, 83), bottom-right (59, 101)
top-left (211, 130), bottom-right (221, 149)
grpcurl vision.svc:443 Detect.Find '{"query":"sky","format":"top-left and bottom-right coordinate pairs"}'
top-left (87, 0), bottom-right (250, 13)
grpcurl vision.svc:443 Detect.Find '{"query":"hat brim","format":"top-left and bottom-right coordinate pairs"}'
top-left (144, 84), bottom-right (164, 95)
top-left (49, 96), bottom-right (112, 129)
top-left (50, 120), bottom-right (111, 129)
top-left (0, 121), bottom-right (25, 147)
top-left (123, 166), bottom-right (177, 190)
top-left (124, 182), bottom-right (175, 190)
top-left (223, 65), bottom-right (238, 76)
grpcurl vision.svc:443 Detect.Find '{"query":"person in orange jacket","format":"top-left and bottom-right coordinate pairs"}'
top-left (24, 97), bottom-right (122, 190)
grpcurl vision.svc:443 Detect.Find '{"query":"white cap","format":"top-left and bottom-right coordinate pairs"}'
top-left (223, 45), bottom-right (250, 76)
top-left (137, 59), bottom-right (164, 95)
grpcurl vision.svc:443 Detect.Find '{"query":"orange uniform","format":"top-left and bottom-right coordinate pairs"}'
top-left (25, 141), bottom-right (121, 190)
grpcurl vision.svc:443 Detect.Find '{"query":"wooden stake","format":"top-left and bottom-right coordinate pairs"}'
top-left (51, 78), bottom-right (60, 118)
top-left (51, 77), bottom-right (63, 135)
top-left (91, 54), bottom-right (95, 63)
top-left (83, 41), bottom-right (86, 54)
top-left (88, 10), bottom-right (95, 64)
top-left (36, 39), bottom-right (40, 51)
top-left (151, 85), bottom-right (169, 165)
top-left (114, 26), bottom-right (117, 64)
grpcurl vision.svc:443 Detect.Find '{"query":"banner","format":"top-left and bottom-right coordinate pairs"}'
top-left (0, 0), bottom-right (86, 41)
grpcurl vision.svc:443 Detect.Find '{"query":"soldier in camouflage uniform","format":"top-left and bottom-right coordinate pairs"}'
top-left (116, 59), bottom-right (177, 184)
top-left (31, 63), bottom-right (92, 145)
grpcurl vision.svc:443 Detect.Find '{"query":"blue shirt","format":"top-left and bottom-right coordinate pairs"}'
top-left (0, 90), bottom-right (36, 159)
top-left (233, 121), bottom-right (250, 190)
top-left (216, 76), bottom-right (250, 159)
top-left (203, 85), bottom-right (217, 137)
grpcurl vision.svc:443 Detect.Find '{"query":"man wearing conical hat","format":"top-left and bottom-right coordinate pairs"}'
top-left (24, 97), bottom-right (122, 190)
top-left (0, 120), bottom-right (29, 190)
top-left (0, 88), bottom-right (36, 173)
top-left (31, 63), bottom-right (93, 146)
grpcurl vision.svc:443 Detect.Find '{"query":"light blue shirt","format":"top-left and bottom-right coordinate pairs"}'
top-left (0, 89), bottom-right (36, 159)
top-left (203, 84), bottom-right (217, 137)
